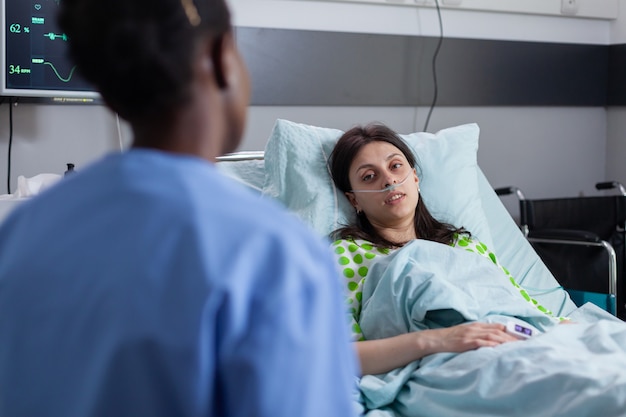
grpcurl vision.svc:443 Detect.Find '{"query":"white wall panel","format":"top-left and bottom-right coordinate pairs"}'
top-left (288, 0), bottom-right (618, 20)
top-left (610, 0), bottom-right (626, 43)
top-left (230, 0), bottom-right (612, 44)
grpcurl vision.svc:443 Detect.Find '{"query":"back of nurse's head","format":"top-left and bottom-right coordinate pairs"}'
top-left (329, 123), bottom-right (417, 193)
top-left (58, 0), bottom-right (231, 122)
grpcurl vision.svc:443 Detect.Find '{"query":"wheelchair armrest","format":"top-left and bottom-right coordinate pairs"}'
top-left (596, 181), bottom-right (618, 190)
top-left (527, 229), bottom-right (602, 243)
top-left (595, 181), bottom-right (626, 196)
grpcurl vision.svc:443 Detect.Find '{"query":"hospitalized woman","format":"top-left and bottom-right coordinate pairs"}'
top-left (0, 1), bottom-right (358, 416)
top-left (328, 123), bottom-right (560, 376)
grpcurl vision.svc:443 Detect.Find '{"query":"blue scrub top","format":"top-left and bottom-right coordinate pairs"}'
top-left (0, 150), bottom-right (358, 417)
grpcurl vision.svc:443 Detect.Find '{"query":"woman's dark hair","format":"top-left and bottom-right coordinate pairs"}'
top-left (58, 0), bottom-right (231, 122)
top-left (329, 123), bottom-right (469, 248)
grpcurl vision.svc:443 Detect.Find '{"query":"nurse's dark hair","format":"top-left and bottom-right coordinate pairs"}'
top-left (58, 0), bottom-right (231, 122)
top-left (329, 123), bottom-right (469, 248)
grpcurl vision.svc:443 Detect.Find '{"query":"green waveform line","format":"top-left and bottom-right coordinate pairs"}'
top-left (41, 61), bottom-right (77, 83)
top-left (43, 32), bottom-right (68, 41)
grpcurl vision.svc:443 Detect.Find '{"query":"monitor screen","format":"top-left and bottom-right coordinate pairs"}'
top-left (0, 0), bottom-right (99, 101)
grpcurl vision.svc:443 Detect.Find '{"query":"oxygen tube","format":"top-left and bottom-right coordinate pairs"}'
top-left (349, 172), bottom-right (412, 193)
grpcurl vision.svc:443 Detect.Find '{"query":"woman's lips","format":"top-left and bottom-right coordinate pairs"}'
top-left (385, 192), bottom-right (405, 205)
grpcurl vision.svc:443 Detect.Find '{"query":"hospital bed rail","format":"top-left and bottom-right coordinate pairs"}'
top-left (216, 151), bottom-right (265, 162)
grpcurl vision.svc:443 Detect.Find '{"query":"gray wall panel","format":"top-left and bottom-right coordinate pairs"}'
top-left (608, 44), bottom-right (626, 106)
top-left (236, 27), bottom-right (609, 107)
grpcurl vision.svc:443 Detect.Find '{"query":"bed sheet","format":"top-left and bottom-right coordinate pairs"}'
top-left (356, 239), bottom-right (626, 417)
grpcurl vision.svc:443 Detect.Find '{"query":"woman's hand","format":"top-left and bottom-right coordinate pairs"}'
top-left (355, 322), bottom-right (517, 376)
top-left (419, 322), bottom-right (519, 356)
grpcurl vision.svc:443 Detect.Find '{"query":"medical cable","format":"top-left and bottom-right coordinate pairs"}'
top-left (349, 171), bottom-right (412, 193)
top-left (6, 97), bottom-right (14, 194)
top-left (115, 113), bottom-right (124, 151)
top-left (422, 0), bottom-right (443, 133)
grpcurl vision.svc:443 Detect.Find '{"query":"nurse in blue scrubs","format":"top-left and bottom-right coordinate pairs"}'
top-left (0, 1), bottom-right (358, 416)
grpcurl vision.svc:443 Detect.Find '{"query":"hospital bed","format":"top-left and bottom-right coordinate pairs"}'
top-left (215, 119), bottom-right (626, 416)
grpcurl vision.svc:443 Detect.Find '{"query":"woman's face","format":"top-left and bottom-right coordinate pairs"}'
top-left (346, 141), bottom-right (419, 229)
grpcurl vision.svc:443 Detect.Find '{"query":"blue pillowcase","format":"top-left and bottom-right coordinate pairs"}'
top-left (262, 119), bottom-right (495, 249)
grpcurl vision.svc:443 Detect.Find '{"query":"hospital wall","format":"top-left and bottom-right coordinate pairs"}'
top-left (0, 0), bottom-right (623, 223)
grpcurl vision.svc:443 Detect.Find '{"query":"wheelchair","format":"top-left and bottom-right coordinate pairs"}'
top-left (496, 182), bottom-right (626, 320)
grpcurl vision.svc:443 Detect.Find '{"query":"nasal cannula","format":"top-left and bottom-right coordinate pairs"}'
top-left (349, 172), bottom-right (412, 193)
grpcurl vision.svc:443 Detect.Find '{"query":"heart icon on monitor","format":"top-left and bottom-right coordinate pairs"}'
top-left (34, 4), bottom-right (42, 10)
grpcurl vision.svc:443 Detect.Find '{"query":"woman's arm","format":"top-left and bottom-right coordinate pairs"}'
top-left (356, 322), bottom-right (517, 375)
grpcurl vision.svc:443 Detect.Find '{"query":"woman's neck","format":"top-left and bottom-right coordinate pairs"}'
top-left (375, 223), bottom-right (418, 247)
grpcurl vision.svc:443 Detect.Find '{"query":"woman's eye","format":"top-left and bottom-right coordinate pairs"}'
top-left (391, 163), bottom-right (403, 170)
top-left (362, 173), bottom-right (375, 182)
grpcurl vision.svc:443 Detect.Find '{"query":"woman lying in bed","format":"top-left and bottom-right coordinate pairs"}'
top-left (328, 123), bottom-right (560, 375)
top-left (329, 123), bottom-right (626, 416)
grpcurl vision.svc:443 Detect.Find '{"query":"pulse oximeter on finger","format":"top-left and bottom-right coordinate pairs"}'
top-left (505, 321), bottom-right (535, 339)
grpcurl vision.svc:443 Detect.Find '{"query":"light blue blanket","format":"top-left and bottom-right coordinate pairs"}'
top-left (357, 240), bottom-right (626, 417)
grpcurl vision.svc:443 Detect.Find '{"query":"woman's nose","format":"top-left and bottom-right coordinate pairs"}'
top-left (383, 175), bottom-right (396, 188)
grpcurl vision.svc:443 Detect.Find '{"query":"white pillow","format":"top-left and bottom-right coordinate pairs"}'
top-left (262, 119), bottom-right (494, 249)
